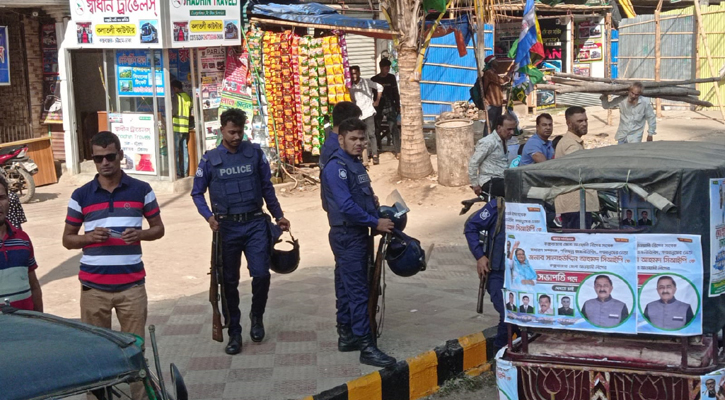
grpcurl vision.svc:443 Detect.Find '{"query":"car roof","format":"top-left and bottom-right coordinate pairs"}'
top-left (0, 307), bottom-right (146, 400)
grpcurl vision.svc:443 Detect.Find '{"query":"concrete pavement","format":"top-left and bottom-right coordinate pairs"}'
top-left (24, 180), bottom-right (497, 400)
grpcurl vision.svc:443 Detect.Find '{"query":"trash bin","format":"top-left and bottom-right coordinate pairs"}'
top-left (435, 119), bottom-right (474, 187)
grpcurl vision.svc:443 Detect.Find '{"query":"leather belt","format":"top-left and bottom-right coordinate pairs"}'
top-left (218, 211), bottom-right (264, 222)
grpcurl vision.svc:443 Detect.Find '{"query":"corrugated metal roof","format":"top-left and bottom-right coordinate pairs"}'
top-left (420, 25), bottom-right (493, 120)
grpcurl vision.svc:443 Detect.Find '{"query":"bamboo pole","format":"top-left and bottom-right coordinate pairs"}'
top-left (654, 0), bottom-right (663, 117)
top-left (693, 0), bottom-right (725, 120)
top-left (606, 13), bottom-right (613, 125)
top-left (552, 72), bottom-right (724, 87)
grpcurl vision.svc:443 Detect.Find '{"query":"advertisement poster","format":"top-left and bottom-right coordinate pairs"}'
top-left (201, 73), bottom-right (223, 109)
top-left (573, 64), bottom-right (590, 77)
top-left (578, 19), bottom-right (602, 39)
top-left (710, 179), bottom-right (725, 296)
top-left (223, 47), bottom-right (249, 95)
top-left (636, 234), bottom-right (703, 335)
top-left (111, 113), bottom-right (158, 175)
top-left (199, 47), bottom-right (226, 72)
top-left (539, 19), bottom-right (567, 66)
top-left (505, 203), bottom-right (547, 234)
top-left (69, 0), bottom-right (162, 48)
top-left (169, 49), bottom-right (191, 86)
top-left (116, 50), bottom-right (165, 97)
top-left (41, 24), bottom-right (62, 124)
top-left (576, 40), bottom-right (603, 62)
top-left (0, 26), bottom-right (10, 85)
top-left (169, 0), bottom-right (241, 48)
top-left (701, 367), bottom-right (725, 400)
top-left (495, 348), bottom-right (519, 400)
top-left (504, 232), bottom-right (638, 334)
top-left (621, 190), bottom-right (656, 228)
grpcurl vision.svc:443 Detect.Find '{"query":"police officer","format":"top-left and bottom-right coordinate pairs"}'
top-left (320, 118), bottom-right (396, 368)
top-left (192, 108), bottom-right (290, 355)
top-left (464, 198), bottom-right (518, 352)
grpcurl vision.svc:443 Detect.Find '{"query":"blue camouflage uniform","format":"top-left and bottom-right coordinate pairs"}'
top-left (464, 198), bottom-right (511, 348)
top-left (319, 128), bottom-right (339, 170)
top-left (321, 148), bottom-right (378, 337)
top-left (192, 141), bottom-right (284, 336)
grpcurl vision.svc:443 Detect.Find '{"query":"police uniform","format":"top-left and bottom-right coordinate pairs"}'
top-left (192, 141), bottom-right (284, 340)
top-left (463, 199), bottom-right (512, 349)
top-left (320, 147), bottom-right (396, 367)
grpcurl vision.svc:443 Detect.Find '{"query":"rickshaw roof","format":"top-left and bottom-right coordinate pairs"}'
top-left (0, 308), bottom-right (146, 400)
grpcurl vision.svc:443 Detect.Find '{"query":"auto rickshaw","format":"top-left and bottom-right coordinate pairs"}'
top-left (499, 141), bottom-right (725, 400)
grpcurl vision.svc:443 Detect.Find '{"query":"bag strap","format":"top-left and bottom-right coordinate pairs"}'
top-left (493, 197), bottom-right (506, 237)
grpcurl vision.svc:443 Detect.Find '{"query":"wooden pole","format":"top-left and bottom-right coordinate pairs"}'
top-left (693, 0), bottom-right (725, 120)
top-left (605, 13), bottom-right (613, 125)
top-left (654, 0), bottom-right (663, 117)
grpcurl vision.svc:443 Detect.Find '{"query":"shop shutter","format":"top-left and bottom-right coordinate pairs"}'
top-left (346, 33), bottom-right (377, 79)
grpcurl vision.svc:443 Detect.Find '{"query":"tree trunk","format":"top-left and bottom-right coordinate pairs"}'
top-left (398, 46), bottom-right (433, 179)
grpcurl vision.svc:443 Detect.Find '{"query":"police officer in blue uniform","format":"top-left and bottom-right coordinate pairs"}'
top-left (321, 118), bottom-right (396, 368)
top-left (464, 198), bottom-right (517, 351)
top-left (192, 108), bottom-right (290, 355)
top-left (319, 102), bottom-right (361, 169)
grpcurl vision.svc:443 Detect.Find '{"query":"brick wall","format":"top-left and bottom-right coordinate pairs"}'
top-left (23, 15), bottom-right (45, 138)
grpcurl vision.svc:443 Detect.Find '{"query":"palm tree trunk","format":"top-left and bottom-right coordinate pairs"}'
top-left (397, 46), bottom-right (433, 179)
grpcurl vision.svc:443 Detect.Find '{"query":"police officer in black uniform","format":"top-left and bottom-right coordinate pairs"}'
top-left (320, 118), bottom-right (396, 368)
top-left (192, 108), bottom-right (290, 355)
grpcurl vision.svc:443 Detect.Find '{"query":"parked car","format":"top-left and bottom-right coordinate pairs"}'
top-left (0, 304), bottom-right (187, 400)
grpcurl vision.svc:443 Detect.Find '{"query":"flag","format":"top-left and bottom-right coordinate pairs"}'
top-left (509, 0), bottom-right (545, 101)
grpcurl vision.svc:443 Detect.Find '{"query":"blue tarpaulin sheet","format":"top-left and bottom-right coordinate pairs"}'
top-left (251, 3), bottom-right (391, 31)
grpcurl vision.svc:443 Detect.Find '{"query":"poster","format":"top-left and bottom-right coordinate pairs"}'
top-left (701, 367), bottom-right (725, 400)
top-left (116, 50), bottom-right (165, 97)
top-left (710, 179), bottom-right (725, 296)
top-left (199, 47), bottom-right (226, 72)
top-left (504, 232), bottom-right (638, 334)
top-left (504, 203), bottom-right (547, 234)
top-left (201, 73), bottom-right (223, 109)
top-left (636, 234), bottom-right (703, 335)
top-left (495, 348), bottom-right (519, 400)
top-left (111, 113), bottom-right (158, 175)
top-left (576, 40), bottom-right (603, 62)
top-left (578, 19), bottom-right (602, 39)
top-left (41, 24), bottom-right (62, 124)
top-left (0, 26), bottom-right (9, 85)
top-left (220, 47), bottom-right (254, 139)
top-left (573, 64), bottom-right (590, 77)
top-left (169, 0), bottom-right (241, 48)
top-left (69, 0), bottom-right (162, 48)
top-left (169, 49), bottom-right (191, 88)
top-left (536, 89), bottom-right (556, 110)
top-left (203, 121), bottom-right (221, 151)
top-left (539, 19), bottom-right (566, 66)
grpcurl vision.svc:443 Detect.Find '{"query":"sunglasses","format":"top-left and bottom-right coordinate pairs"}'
top-left (92, 153), bottom-right (118, 163)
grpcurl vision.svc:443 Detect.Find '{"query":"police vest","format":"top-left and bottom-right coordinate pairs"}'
top-left (323, 153), bottom-right (376, 227)
top-left (173, 92), bottom-right (192, 135)
top-left (645, 298), bottom-right (691, 329)
top-left (205, 142), bottom-right (264, 215)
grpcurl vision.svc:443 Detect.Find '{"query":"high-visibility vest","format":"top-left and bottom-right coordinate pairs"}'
top-left (173, 92), bottom-right (192, 135)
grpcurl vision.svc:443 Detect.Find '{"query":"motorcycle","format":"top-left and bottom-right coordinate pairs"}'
top-left (0, 145), bottom-right (38, 203)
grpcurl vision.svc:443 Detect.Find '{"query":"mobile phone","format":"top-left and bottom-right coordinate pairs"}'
top-left (109, 229), bottom-right (124, 239)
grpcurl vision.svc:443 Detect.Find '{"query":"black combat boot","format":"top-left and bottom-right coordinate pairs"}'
top-left (225, 333), bottom-right (242, 355)
top-left (249, 312), bottom-right (265, 342)
top-left (357, 334), bottom-right (396, 368)
top-left (337, 324), bottom-right (361, 352)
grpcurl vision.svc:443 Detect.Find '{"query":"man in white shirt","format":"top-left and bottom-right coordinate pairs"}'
top-left (349, 66), bottom-right (383, 165)
top-left (600, 82), bottom-right (657, 144)
top-left (468, 114), bottom-right (517, 198)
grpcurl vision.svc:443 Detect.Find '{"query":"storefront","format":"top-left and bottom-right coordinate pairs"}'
top-left (61, 0), bottom-right (244, 185)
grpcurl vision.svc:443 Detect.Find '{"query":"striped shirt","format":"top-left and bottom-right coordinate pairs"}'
top-left (0, 222), bottom-right (37, 310)
top-left (65, 173), bottom-right (160, 292)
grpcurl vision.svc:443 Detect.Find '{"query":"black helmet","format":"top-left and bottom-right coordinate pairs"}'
top-left (386, 231), bottom-right (426, 277)
top-left (378, 205), bottom-right (408, 231)
top-left (270, 232), bottom-right (300, 274)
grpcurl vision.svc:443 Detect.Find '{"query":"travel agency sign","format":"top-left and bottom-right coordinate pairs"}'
top-left (69, 0), bottom-right (162, 48)
top-left (169, 0), bottom-right (242, 48)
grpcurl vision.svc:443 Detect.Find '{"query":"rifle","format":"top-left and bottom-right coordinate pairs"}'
top-left (368, 233), bottom-right (388, 339)
top-left (476, 198), bottom-right (506, 314)
top-left (210, 228), bottom-right (228, 342)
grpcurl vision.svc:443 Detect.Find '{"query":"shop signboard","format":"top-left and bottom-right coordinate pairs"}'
top-left (0, 26), bottom-right (10, 85)
top-left (169, 0), bottom-right (241, 48)
top-left (69, 0), bottom-right (162, 48)
top-left (710, 178), bottom-right (725, 296)
top-left (116, 50), bottom-right (165, 97)
top-left (111, 113), bottom-right (158, 175)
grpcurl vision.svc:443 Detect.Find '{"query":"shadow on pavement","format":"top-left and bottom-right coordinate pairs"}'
top-left (40, 253), bottom-right (82, 286)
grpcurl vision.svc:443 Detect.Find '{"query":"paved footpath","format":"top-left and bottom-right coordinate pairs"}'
top-left (25, 181), bottom-right (497, 400)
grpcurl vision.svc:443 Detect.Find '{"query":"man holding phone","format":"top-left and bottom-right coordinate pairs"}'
top-left (62, 131), bottom-right (165, 400)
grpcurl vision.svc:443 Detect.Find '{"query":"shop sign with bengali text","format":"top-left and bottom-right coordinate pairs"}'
top-left (169, 0), bottom-right (241, 48)
top-left (110, 113), bottom-right (158, 175)
top-left (69, 0), bottom-right (162, 48)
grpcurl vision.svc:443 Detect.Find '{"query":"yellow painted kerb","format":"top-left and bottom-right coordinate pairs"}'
top-left (458, 331), bottom-right (487, 371)
top-left (347, 370), bottom-right (382, 400)
top-left (407, 350), bottom-right (439, 399)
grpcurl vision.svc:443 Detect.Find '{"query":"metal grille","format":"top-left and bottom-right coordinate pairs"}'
top-left (0, 13), bottom-right (32, 143)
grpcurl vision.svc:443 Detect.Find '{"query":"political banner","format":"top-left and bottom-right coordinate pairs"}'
top-left (504, 203), bottom-right (547, 234)
top-left (504, 232), bottom-right (638, 334)
top-left (636, 234), bottom-right (703, 335)
top-left (69, 0), bottom-right (162, 49)
top-left (111, 113), bottom-right (158, 175)
top-left (495, 348), bottom-right (519, 400)
top-left (169, 0), bottom-right (241, 48)
top-left (700, 367), bottom-right (725, 400)
top-left (0, 26), bottom-right (9, 85)
top-left (710, 178), bottom-right (725, 296)
top-left (116, 50), bottom-right (164, 97)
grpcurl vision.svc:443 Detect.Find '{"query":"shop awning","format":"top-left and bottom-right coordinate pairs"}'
top-left (250, 3), bottom-right (396, 38)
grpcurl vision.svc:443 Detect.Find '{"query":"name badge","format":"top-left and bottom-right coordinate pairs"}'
top-left (672, 316), bottom-right (684, 321)
top-left (609, 314), bottom-right (619, 318)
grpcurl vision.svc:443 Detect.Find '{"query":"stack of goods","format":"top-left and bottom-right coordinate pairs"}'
top-left (247, 27), bottom-right (265, 130)
top-left (298, 36), bottom-right (325, 155)
top-left (322, 35), bottom-right (352, 108)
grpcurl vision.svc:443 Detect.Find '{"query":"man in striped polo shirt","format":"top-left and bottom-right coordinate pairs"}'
top-left (62, 131), bottom-right (164, 398)
top-left (0, 176), bottom-right (43, 311)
